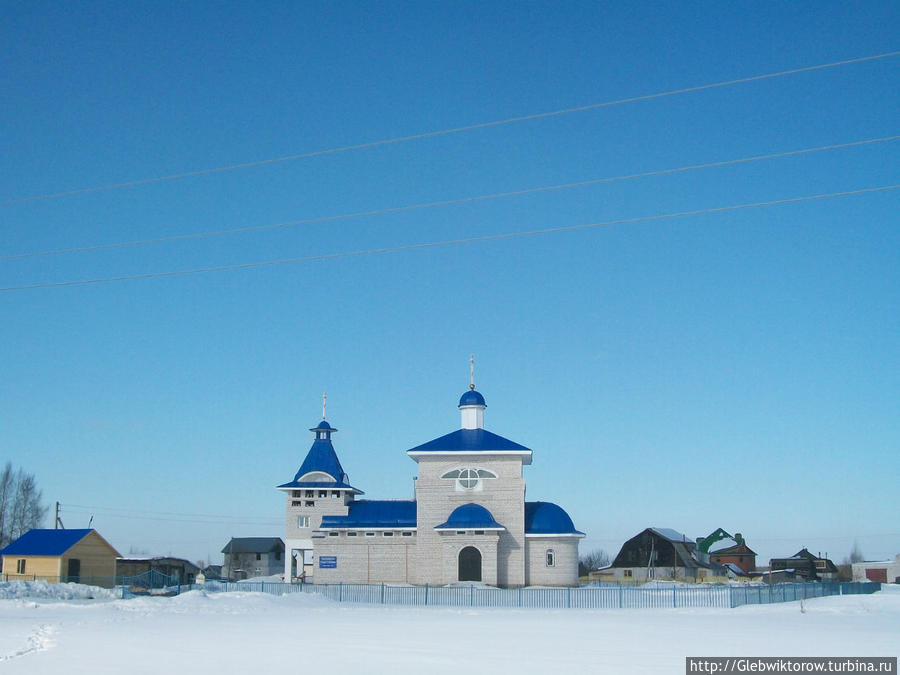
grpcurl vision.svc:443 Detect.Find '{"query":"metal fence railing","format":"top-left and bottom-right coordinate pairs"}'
top-left (183, 580), bottom-right (881, 609)
top-left (2, 574), bottom-right (880, 608)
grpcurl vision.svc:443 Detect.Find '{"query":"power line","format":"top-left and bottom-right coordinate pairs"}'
top-left (3, 50), bottom-right (898, 207)
top-left (61, 503), bottom-right (282, 526)
top-left (3, 183), bottom-right (896, 293)
top-left (4, 134), bottom-right (897, 262)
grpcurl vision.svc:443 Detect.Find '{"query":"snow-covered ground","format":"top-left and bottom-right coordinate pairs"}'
top-left (1, 582), bottom-right (897, 673)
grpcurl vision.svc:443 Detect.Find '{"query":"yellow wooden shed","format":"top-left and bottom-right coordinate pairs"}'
top-left (1, 529), bottom-right (120, 585)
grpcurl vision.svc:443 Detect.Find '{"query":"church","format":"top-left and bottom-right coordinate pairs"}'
top-left (278, 384), bottom-right (584, 587)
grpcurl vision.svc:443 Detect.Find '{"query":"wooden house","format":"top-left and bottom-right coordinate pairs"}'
top-left (0, 529), bottom-right (120, 584)
top-left (116, 556), bottom-right (200, 584)
top-left (607, 527), bottom-right (715, 581)
top-left (769, 548), bottom-right (838, 581)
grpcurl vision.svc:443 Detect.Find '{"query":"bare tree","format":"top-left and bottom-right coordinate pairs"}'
top-left (579, 548), bottom-right (611, 576)
top-left (0, 462), bottom-right (48, 548)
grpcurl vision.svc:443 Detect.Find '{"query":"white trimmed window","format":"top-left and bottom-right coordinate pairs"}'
top-left (297, 516), bottom-right (310, 528)
top-left (365, 532), bottom-right (375, 537)
top-left (546, 549), bottom-right (555, 567)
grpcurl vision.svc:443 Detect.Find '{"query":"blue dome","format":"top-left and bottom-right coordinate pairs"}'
top-left (435, 503), bottom-right (505, 530)
top-left (458, 389), bottom-right (486, 407)
top-left (524, 502), bottom-right (584, 535)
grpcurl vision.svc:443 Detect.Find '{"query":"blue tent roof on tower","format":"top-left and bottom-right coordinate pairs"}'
top-left (277, 418), bottom-right (363, 493)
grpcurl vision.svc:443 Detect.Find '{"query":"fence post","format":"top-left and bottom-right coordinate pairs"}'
top-left (470, 584), bottom-right (474, 606)
top-left (619, 584), bottom-right (623, 608)
top-left (518, 585), bottom-right (522, 608)
top-left (673, 585), bottom-right (676, 608)
top-left (567, 586), bottom-right (571, 608)
top-left (424, 583), bottom-right (429, 606)
top-left (381, 582), bottom-right (385, 604)
top-left (339, 582), bottom-right (342, 602)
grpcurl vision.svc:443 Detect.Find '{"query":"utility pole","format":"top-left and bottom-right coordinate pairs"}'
top-left (54, 502), bottom-right (64, 529)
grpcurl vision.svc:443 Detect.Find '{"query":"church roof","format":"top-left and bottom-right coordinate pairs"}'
top-left (278, 418), bottom-right (362, 493)
top-left (524, 502), bottom-right (584, 536)
top-left (318, 500), bottom-right (417, 529)
top-left (407, 428), bottom-right (532, 456)
top-left (459, 389), bottom-right (486, 407)
top-left (435, 503), bottom-right (505, 530)
top-left (0, 529), bottom-right (94, 556)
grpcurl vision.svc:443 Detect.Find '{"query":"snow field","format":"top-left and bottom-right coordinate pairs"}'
top-left (0, 582), bottom-right (897, 673)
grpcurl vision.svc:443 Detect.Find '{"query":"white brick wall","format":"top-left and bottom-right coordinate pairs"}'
top-left (413, 455), bottom-right (525, 587)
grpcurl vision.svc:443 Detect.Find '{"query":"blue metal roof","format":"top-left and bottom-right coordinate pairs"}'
top-left (276, 479), bottom-right (363, 493)
top-left (524, 502), bottom-right (584, 536)
top-left (407, 428), bottom-right (531, 454)
top-left (435, 503), bottom-right (504, 530)
top-left (319, 500), bottom-right (417, 529)
top-left (311, 420), bottom-right (337, 432)
top-left (0, 529), bottom-right (93, 556)
top-left (458, 389), bottom-right (486, 407)
top-left (282, 423), bottom-right (352, 486)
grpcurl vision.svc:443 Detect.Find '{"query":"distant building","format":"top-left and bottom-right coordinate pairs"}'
top-left (607, 527), bottom-right (718, 581)
top-left (221, 537), bottom-right (284, 580)
top-left (851, 555), bottom-right (900, 584)
top-left (702, 531), bottom-right (757, 574)
top-left (116, 557), bottom-right (200, 584)
top-left (0, 529), bottom-right (120, 584)
top-left (769, 548), bottom-right (838, 581)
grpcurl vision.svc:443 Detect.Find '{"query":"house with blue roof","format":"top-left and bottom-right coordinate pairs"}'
top-left (0, 529), bottom-right (120, 583)
top-left (278, 384), bottom-right (584, 587)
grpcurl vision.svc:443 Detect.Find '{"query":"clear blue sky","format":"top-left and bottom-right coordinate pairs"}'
top-left (2, 2), bottom-right (898, 567)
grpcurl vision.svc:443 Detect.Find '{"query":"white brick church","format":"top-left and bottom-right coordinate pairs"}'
top-left (278, 385), bottom-right (584, 587)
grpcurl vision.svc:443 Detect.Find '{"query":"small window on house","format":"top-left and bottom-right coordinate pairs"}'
top-left (383, 532), bottom-right (393, 537)
top-left (623, 569), bottom-right (633, 578)
top-left (318, 491), bottom-right (327, 498)
top-left (347, 532), bottom-right (358, 537)
top-left (331, 491), bottom-right (340, 498)
top-left (474, 530), bottom-right (484, 535)
top-left (365, 532), bottom-right (375, 537)
top-left (401, 532), bottom-right (412, 537)
top-left (328, 532), bottom-right (339, 537)
top-left (305, 501), bottom-right (314, 507)
top-left (17, 559), bottom-right (25, 574)
top-left (298, 516), bottom-right (310, 528)
top-left (456, 530), bottom-right (466, 535)
top-left (546, 549), bottom-right (555, 567)
top-left (256, 553), bottom-right (261, 561)
top-left (305, 490), bottom-right (314, 498)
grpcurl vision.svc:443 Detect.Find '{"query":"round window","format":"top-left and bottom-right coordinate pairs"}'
top-left (458, 468), bottom-right (478, 488)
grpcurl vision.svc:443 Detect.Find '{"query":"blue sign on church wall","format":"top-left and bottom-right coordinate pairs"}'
top-left (319, 556), bottom-right (337, 569)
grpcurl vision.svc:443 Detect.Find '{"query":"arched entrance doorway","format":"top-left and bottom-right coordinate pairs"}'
top-left (458, 546), bottom-right (482, 582)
